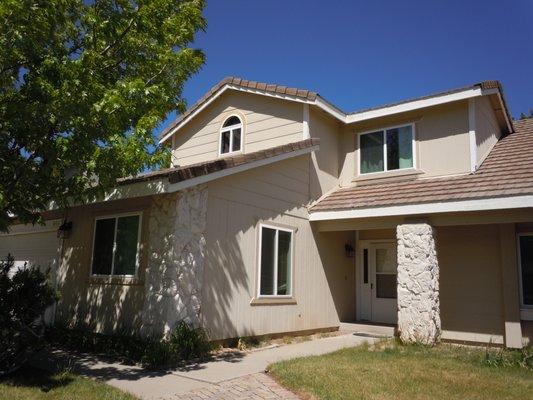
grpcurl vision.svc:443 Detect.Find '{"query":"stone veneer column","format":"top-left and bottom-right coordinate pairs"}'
top-left (140, 185), bottom-right (208, 338)
top-left (396, 223), bottom-right (441, 345)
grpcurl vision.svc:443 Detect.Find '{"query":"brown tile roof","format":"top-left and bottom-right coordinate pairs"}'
top-left (119, 138), bottom-right (319, 186)
top-left (158, 77), bottom-right (318, 140)
top-left (310, 118), bottom-right (533, 213)
top-left (159, 77), bottom-right (513, 142)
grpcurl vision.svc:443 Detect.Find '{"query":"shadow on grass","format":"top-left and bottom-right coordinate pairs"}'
top-left (0, 366), bottom-right (74, 392)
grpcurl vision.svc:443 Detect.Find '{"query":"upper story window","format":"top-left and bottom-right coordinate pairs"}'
top-left (359, 124), bottom-right (415, 174)
top-left (220, 116), bottom-right (243, 155)
top-left (91, 213), bottom-right (141, 277)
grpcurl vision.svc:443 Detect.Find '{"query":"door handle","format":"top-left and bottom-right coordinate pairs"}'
top-left (370, 283), bottom-right (373, 290)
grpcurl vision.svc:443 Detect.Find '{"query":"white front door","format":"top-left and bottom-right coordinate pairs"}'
top-left (359, 241), bottom-right (398, 324)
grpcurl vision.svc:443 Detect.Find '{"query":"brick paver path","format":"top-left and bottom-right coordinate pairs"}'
top-left (173, 372), bottom-right (299, 400)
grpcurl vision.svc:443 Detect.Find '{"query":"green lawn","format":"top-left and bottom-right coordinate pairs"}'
top-left (0, 366), bottom-right (137, 400)
top-left (269, 341), bottom-right (533, 400)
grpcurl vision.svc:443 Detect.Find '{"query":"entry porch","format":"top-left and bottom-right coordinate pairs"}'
top-left (314, 210), bottom-right (533, 348)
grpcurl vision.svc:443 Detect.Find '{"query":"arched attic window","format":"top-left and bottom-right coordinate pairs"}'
top-left (220, 116), bottom-right (243, 155)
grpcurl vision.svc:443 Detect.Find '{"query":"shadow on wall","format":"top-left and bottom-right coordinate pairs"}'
top-left (314, 228), bottom-right (356, 323)
top-left (201, 188), bottom-right (309, 341)
top-left (202, 231), bottom-right (249, 340)
top-left (55, 197), bottom-right (151, 335)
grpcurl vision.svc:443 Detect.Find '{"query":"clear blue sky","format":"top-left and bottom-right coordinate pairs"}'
top-left (156, 0), bottom-right (532, 136)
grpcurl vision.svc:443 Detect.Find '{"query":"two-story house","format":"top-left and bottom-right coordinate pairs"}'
top-left (1, 77), bottom-right (532, 348)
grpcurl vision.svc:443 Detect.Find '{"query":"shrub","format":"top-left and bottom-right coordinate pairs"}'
top-left (46, 325), bottom-right (149, 363)
top-left (0, 255), bottom-right (59, 376)
top-left (484, 344), bottom-right (533, 369)
top-left (47, 321), bottom-right (212, 367)
top-left (168, 321), bottom-right (211, 360)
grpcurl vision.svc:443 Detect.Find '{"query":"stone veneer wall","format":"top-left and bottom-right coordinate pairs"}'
top-left (141, 185), bottom-right (208, 338)
top-left (397, 223), bottom-right (441, 344)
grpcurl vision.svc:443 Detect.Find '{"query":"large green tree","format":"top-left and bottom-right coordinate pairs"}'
top-left (0, 0), bottom-right (205, 232)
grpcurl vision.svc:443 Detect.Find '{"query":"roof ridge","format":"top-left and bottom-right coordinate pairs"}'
top-left (348, 80), bottom-right (502, 115)
top-left (158, 76), bottom-right (512, 143)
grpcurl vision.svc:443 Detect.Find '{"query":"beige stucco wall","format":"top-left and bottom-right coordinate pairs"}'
top-left (309, 108), bottom-right (342, 200)
top-left (55, 197), bottom-right (152, 334)
top-left (475, 95), bottom-right (501, 167)
top-left (202, 154), bottom-right (354, 340)
top-left (339, 100), bottom-right (471, 185)
top-left (172, 91), bottom-right (303, 167)
top-left (437, 224), bottom-right (505, 338)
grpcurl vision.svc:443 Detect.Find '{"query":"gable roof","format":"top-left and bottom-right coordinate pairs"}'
top-left (159, 77), bottom-right (513, 144)
top-left (309, 118), bottom-right (533, 218)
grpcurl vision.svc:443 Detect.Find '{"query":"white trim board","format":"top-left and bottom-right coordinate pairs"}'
top-left (441, 330), bottom-right (504, 345)
top-left (346, 87), bottom-right (497, 123)
top-left (309, 195), bottom-right (533, 221)
top-left (302, 104), bottom-right (310, 140)
top-left (159, 84), bottom-right (509, 144)
top-left (468, 98), bottom-right (477, 172)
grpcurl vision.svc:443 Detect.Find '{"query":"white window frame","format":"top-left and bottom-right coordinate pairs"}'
top-left (517, 232), bottom-right (533, 309)
top-left (90, 211), bottom-right (143, 278)
top-left (357, 122), bottom-right (417, 176)
top-left (219, 115), bottom-right (244, 156)
top-left (257, 223), bottom-right (295, 298)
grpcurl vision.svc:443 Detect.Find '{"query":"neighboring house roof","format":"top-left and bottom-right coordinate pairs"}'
top-left (119, 138), bottom-right (319, 186)
top-left (309, 118), bottom-right (533, 216)
top-left (159, 77), bottom-right (513, 144)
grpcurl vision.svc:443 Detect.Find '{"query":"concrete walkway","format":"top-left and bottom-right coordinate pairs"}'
top-left (32, 332), bottom-right (383, 399)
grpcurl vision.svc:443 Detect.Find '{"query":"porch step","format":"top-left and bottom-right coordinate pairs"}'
top-left (339, 322), bottom-right (396, 339)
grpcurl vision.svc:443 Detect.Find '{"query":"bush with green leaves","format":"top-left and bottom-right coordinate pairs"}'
top-left (0, 255), bottom-right (59, 376)
top-left (168, 320), bottom-right (211, 360)
top-left (47, 321), bottom-right (212, 367)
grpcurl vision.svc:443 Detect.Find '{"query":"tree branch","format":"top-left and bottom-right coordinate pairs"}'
top-left (99, 7), bottom-right (140, 56)
top-left (146, 63), bottom-right (169, 86)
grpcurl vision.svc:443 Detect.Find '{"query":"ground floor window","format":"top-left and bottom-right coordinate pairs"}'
top-left (91, 213), bottom-right (141, 277)
top-left (258, 224), bottom-right (293, 297)
top-left (518, 233), bottom-right (533, 307)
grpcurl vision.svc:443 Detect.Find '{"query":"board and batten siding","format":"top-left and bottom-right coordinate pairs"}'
top-left (202, 155), bottom-right (350, 340)
top-left (172, 90), bottom-right (303, 167)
